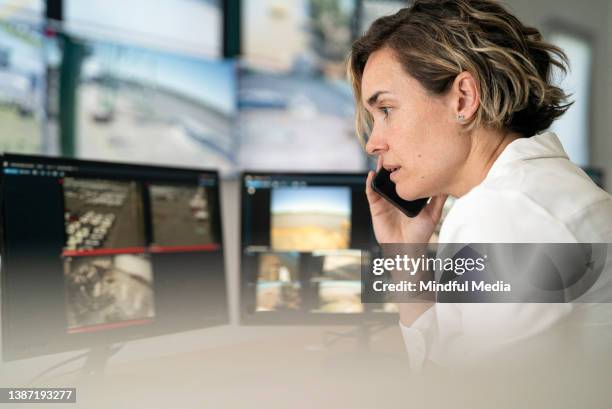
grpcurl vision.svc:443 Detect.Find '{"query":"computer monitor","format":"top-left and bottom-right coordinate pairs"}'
top-left (1, 154), bottom-right (228, 361)
top-left (240, 172), bottom-right (395, 325)
top-left (0, 13), bottom-right (48, 155)
top-left (67, 32), bottom-right (237, 175)
top-left (238, 0), bottom-right (367, 173)
top-left (64, 0), bottom-right (223, 58)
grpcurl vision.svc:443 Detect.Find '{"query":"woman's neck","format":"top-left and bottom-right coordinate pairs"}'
top-left (448, 128), bottom-right (522, 198)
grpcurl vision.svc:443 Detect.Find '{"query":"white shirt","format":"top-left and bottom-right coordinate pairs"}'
top-left (400, 132), bottom-right (612, 370)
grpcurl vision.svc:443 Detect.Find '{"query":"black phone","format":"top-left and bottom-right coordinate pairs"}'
top-left (371, 168), bottom-right (430, 218)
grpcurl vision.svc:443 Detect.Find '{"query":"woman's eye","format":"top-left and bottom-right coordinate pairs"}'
top-left (379, 107), bottom-right (391, 117)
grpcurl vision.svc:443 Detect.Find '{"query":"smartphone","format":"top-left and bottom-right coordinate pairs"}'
top-left (371, 168), bottom-right (430, 218)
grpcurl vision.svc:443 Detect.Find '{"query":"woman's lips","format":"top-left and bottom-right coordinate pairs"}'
top-left (389, 167), bottom-right (401, 181)
top-left (384, 164), bottom-right (401, 173)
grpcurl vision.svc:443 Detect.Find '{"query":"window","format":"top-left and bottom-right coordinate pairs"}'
top-left (548, 31), bottom-right (593, 167)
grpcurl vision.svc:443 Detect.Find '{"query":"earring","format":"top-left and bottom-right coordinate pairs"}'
top-left (457, 114), bottom-right (465, 122)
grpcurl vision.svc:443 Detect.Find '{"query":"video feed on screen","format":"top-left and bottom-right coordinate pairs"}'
top-left (310, 250), bottom-right (363, 313)
top-left (149, 184), bottom-right (217, 248)
top-left (0, 8), bottom-right (46, 154)
top-left (270, 186), bottom-right (351, 251)
top-left (360, 1), bottom-right (407, 33)
top-left (241, 173), bottom-right (382, 321)
top-left (237, 67), bottom-right (364, 172)
top-left (63, 178), bottom-right (146, 252)
top-left (65, 0), bottom-right (222, 57)
top-left (242, 0), bottom-right (355, 77)
top-left (255, 252), bottom-right (301, 312)
top-left (75, 38), bottom-right (237, 174)
top-left (370, 283), bottom-right (401, 313)
top-left (315, 281), bottom-right (362, 313)
top-left (371, 303), bottom-right (400, 313)
top-left (239, 0), bottom-right (366, 172)
top-left (63, 253), bottom-right (155, 333)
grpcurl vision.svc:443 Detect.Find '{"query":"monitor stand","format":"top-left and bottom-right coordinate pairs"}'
top-left (304, 322), bottom-right (390, 353)
top-left (73, 345), bottom-right (118, 409)
top-left (26, 345), bottom-right (118, 408)
top-left (321, 323), bottom-right (380, 352)
top-left (320, 323), bottom-right (408, 374)
top-left (81, 344), bottom-right (114, 378)
top-left (304, 323), bottom-right (406, 371)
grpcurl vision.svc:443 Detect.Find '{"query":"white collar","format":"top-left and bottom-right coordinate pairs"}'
top-left (486, 132), bottom-right (569, 180)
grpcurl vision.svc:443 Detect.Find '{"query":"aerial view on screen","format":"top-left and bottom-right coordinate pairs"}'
top-left (270, 186), bottom-right (351, 251)
top-left (0, 3), bottom-right (45, 154)
top-left (255, 252), bottom-right (301, 311)
top-left (63, 253), bottom-right (155, 333)
top-left (239, 0), bottom-right (366, 171)
top-left (149, 184), bottom-right (217, 247)
top-left (310, 249), bottom-right (363, 313)
top-left (75, 39), bottom-right (237, 173)
top-left (65, 0), bottom-right (222, 57)
top-left (63, 177), bottom-right (145, 251)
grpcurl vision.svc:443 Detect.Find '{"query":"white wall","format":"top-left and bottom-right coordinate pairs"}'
top-left (503, 0), bottom-right (612, 190)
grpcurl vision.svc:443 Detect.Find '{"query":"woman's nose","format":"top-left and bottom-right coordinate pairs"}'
top-left (365, 127), bottom-right (388, 156)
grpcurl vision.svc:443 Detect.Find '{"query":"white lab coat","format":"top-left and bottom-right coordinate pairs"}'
top-left (400, 132), bottom-right (612, 370)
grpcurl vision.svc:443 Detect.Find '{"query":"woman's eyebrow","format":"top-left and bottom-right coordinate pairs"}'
top-left (367, 90), bottom-right (391, 107)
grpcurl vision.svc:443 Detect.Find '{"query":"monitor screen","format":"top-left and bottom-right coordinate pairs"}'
top-left (1, 154), bottom-right (228, 361)
top-left (0, 5), bottom-right (48, 155)
top-left (238, 1), bottom-right (411, 173)
top-left (238, 0), bottom-right (367, 172)
top-left (72, 35), bottom-right (237, 175)
top-left (64, 0), bottom-right (223, 58)
top-left (360, 1), bottom-right (409, 34)
top-left (240, 172), bottom-right (392, 324)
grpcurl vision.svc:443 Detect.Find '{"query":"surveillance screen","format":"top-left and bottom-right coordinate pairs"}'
top-left (270, 186), bottom-right (351, 251)
top-left (74, 36), bottom-right (237, 175)
top-left (255, 252), bottom-right (301, 312)
top-left (65, 0), bottom-right (223, 57)
top-left (239, 0), bottom-right (367, 172)
top-left (149, 184), bottom-right (218, 248)
top-left (239, 1), bottom-right (414, 173)
top-left (241, 172), bottom-right (378, 322)
top-left (1, 155), bottom-right (228, 360)
top-left (310, 250), bottom-right (363, 313)
top-left (0, 5), bottom-right (46, 154)
top-left (63, 254), bottom-right (155, 333)
top-left (360, 1), bottom-right (408, 33)
top-left (63, 178), bottom-right (146, 252)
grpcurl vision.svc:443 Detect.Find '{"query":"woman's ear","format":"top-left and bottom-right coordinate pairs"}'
top-left (452, 72), bottom-right (480, 123)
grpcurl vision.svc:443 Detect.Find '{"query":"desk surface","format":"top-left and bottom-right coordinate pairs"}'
top-left (16, 323), bottom-right (612, 409)
top-left (36, 326), bottom-right (415, 409)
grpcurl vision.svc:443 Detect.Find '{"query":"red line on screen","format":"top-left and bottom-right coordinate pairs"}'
top-left (62, 247), bottom-right (147, 257)
top-left (67, 318), bottom-right (154, 334)
top-left (149, 243), bottom-right (221, 253)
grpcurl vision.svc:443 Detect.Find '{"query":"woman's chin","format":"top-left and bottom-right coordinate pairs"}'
top-left (395, 189), bottom-right (418, 201)
top-left (395, 184), bottom-right (426, 201)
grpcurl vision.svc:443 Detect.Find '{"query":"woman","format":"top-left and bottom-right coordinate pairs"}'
top-left (348, 0), bottom-right (612, 369)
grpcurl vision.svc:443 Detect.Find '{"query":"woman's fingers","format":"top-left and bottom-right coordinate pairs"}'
top-left (365, 170), bottom-right (380, 203)
top-left (366, 156), bottom-right (383, 204)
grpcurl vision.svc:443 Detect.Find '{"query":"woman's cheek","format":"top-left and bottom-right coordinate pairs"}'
top-left (393, 164), bottom-right (428, 200)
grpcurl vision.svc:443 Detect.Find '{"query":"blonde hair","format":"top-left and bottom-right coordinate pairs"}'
top-left (347, 0), bottom-right (572, 144)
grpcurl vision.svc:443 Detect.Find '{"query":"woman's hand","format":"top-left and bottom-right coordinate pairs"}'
top-left (365, 156), bottom-right (448, 244)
